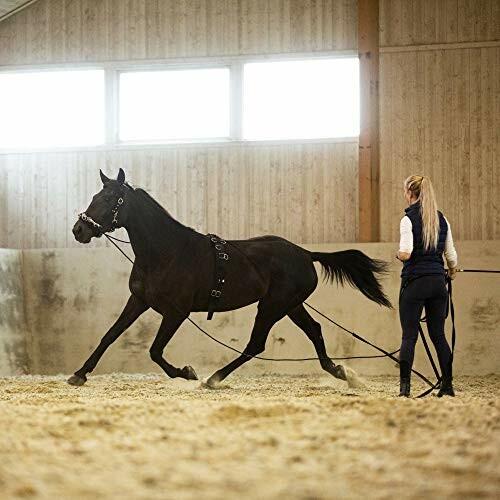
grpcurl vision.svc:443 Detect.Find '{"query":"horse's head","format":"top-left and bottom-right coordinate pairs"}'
top-left (73, 168), bottom-right (130, 243)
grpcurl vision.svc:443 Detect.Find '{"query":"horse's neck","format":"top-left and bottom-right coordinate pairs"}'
top-left (124, 193), bottom-right (198, 266)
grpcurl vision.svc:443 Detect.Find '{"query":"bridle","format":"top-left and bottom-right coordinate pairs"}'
top-left (78, 196), bottom-right (124, 235)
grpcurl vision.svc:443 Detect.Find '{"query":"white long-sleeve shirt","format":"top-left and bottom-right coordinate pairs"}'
top-left (399, 216), bottom-right (458, 268)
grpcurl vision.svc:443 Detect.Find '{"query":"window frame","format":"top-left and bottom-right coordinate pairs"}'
top-left (0, 51), bottom-right (358, 154)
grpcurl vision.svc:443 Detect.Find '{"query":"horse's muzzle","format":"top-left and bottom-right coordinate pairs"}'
top-left (72, 220), bottom-right (94, 243)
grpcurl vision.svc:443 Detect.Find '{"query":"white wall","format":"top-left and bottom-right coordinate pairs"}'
top-left (1, 241), bottom-right (498, 378)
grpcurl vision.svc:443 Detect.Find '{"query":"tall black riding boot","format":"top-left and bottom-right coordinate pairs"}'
top-left (398, 361), bottom-right (411, 397)
top-left (437, 377), bottom-right (455, 397)
top-left (437, 361), bottom-right (455, 397)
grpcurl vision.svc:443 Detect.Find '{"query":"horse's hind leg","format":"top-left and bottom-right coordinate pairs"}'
top-left (206, 289), bottom-right (315, 387)
top-left (205, 313), bottom-right (276, 387)
top-left (149, 312), bottom-right (198, 380)
top-left (287, 304), bottom-right (346, 381)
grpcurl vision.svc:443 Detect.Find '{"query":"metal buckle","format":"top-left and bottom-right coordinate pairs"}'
top-left (211, 289), bottom-right (221, 298)
top-left (211, 237), bottom-right (218, 243)
top-left (218, 252), bottom-right (229, 260)
top-left (215, 244), bottom-right (222, 250)
top-left (220, 240), bottom-right (226, 244)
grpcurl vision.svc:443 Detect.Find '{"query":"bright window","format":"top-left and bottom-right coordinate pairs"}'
top-left (0, 70), bottom-right (105, 149)
top-left (243, 58), bottom-right (359, 140)
top-left (119, 68), bottom-right (230, 142)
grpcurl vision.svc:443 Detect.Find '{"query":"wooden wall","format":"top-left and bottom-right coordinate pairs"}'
top-left (0, 143), bottom-right (359, 248)
top-left (380, 0), bottom-right (500, 46)
top-left (0, 0), bottom-right (358, 64)
top-left (0, 0), bottom-right (359, 248)
top-left (378, 0), bottom-right (500, 242)
top-left (379, 47), bottom-right (500, 242)
top-left (0, 0), bottom-right (499, 248)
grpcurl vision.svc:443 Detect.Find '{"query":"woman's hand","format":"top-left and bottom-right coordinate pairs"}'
top-left (447, 267), bottom-right (457, 280)
top-left (397, 251), bottom-right (411, 262)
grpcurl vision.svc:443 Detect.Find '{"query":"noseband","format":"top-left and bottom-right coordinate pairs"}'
top-left (78, 197), bottom-right (124, 234)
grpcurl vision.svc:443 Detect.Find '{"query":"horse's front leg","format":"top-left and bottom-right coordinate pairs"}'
top-left (149, 311), bottom-right (198, 380)
top-left (67, 294), bottom-right (149, 386)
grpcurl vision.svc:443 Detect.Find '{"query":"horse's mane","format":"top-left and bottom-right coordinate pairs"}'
top-left (133, 187), bottom-right (170, 215)
top-left (130, 185), bottom-right (189, 231)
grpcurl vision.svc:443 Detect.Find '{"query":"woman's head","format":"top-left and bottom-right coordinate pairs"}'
top-left (404, 175), bottom-right (423, 203)
top-left (403, 175), bottom-right (440, 251)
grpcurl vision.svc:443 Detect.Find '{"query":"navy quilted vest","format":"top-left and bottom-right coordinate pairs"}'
top-left (401, 202), bottom-right (448, 278)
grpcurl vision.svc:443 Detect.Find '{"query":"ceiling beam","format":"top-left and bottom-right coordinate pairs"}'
top-left (0, 0), bottom-right (40, 23)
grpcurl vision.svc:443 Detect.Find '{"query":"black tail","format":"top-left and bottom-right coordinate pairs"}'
top-left (311, 250), bottom-right (392, 308)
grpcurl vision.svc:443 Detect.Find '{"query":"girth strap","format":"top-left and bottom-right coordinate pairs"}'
top-left (206, 234), bottom-right (229, 320)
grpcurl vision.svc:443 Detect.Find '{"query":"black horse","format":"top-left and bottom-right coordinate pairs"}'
top-left (68, 169), bottom-right (391, 387)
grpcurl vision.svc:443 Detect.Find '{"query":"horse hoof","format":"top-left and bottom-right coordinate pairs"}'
top-left (202, 377), bottom-right (219, 389)
top-left (332, 365), bottom-right (347, 381)
top-left (201, 381), bottom-right (214, 390)
top-left (181, 366), bottom-right (198, 381)
top-left (67, 374), bottom-right (87, 386)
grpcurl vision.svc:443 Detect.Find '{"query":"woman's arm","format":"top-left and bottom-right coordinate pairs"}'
top-left (444, 217), bottom-right (458, 279)
top-left (397, 216), bottom-right (413, 261)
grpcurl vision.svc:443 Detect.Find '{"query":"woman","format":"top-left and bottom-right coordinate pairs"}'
top-left (396, 175), bottom-right (457, 398)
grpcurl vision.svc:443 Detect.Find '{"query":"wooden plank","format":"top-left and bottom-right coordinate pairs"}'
top-left (346, 142), bottom-right (359, 242)
top-left (358, 0), bottom-right (380, 242)
top-left (127, 0), bottom-right (146, 60)
top-left (457, 0), bottom-right (474, 42)
top-left (444, 0), bottom-right (458, 44)
top-left (144, 0), bottom-right (161, 59)
top-left (25, 0), bottom-right (47, 63)
top-left (380, 40), bottom-right (500, 53)
top-left (0, 157), bottom-right (7, 247)
top-left (481, 47), bottom-right (496, 240)
top-left (469, 48), bottom-right (482, 240)
top-left (342, 0), bottom-right (358, 51)
top-left (333, 142), bottom-right (346, 242)
top-left (108, 0), bottom-right (126, 61)
top-left (492, 1), bottom-right (500, 43)
top-left (379, 0), bottom-right (500, 47)
top-left (431, 50), bottom-right (446, 222)
top-left (310, 143), bottom-right (324, 242)
top-left (301, 144), bottom-right (313, 242)
top-left (458, 48), bottom-right (470, 239)
top-left (62, 0), bottom-right (82, 62)
top-left (222, 0), bottom-right (238, 56)
top-left (47, 0), bottom-right (64, 62)
top-left (18, 156), bottom-right (30, 248)
top-left (442, 48), bottom-right (454, 232)
top-left (378, 52), bottom-right (389, 242)
top-left (81, 0), bottom-right (108, 61)
top-left (495, 47), bottom-right (500, 239)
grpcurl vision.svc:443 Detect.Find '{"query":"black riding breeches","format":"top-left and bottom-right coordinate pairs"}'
top-left (399, 275), bottom-right (452, 377)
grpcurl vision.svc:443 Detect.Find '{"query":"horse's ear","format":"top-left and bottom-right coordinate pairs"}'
top-left (117, 168), bottom-right (126, 184)
top-left (100, 169), bottom-right (111, 185)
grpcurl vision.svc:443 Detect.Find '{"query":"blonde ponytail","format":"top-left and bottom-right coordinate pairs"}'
top-left (404, 175), bottom-right (440, 251)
